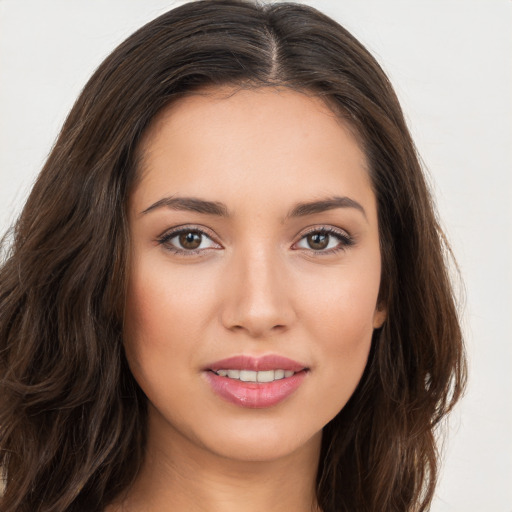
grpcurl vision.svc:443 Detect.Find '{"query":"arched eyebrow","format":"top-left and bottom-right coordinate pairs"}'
top-left (286, 196), bottom-right (367, 221)
top-left (140, 195), bottom-right (366, 220)
top-left (141, 196), bottom-right (229, 216)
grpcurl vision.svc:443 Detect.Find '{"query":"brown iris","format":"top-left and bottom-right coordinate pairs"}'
top-left (179, 231), bottom-right (202, 250)
top-left (307, 232), bottom-right (330, 250)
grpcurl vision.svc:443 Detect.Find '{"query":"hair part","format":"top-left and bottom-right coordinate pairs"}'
top-left (0, 1), bottom-right (466, 511)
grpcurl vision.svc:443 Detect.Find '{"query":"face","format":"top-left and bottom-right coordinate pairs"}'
top-left (124, 87), bottom-right (386, 464)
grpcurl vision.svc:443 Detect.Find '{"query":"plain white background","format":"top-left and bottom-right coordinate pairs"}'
top-left (0, 1), bottom-right (510, 510)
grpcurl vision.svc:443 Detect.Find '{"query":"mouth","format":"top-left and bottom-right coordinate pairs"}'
top-left (212, 368), bottom-right (297, 382)
top-left (204, 354), bottom-right (309, 408)
top-left (206, 354), bottom-right (308, 373)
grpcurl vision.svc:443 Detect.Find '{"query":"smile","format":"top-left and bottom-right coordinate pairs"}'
top-left (204, 355), bottom-right (309, 408)
top-left (214, 369), bottom-right (295, 382)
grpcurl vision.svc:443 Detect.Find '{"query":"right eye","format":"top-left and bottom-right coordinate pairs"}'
top-left (157, 227), bottom-right (221, 254)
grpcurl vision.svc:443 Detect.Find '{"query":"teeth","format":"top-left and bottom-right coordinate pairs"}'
top-left (214, 369), bottom-right (297, 382)
top-left (239, 370), bottom-right (257, 382)
top-left (256, 370), bottom-right (275, 383)
top-left (274, 369), bottom-right (285, 380)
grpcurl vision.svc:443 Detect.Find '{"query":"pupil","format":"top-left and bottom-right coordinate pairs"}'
top-left (308, 233), bottom-right (329, 250)
top-left (179, 232), bottom-right (201, 249)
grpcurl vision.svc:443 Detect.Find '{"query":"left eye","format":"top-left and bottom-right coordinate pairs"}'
top-left (295, 230), bottom-right (351, 251)
top-left (161, 230), bottom-right (218, 251)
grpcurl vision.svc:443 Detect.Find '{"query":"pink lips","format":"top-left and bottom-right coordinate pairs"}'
top-left (203, 355), bottom-right (308, 409)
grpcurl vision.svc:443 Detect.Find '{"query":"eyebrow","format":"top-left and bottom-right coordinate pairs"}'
top-left (286, 196), bottom-right (367, 220)
top-left (141, 195), bottom-right (366, 220)
top-left (141, 196), bottom-right (229, 216)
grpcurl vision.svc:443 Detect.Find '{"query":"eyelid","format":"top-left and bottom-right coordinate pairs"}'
top-left (156, 224), bottom-right (222, 254)
top-left (155, 223), bottom-right (354, 256)
top-left (292, 225), bottom-right (354, 253)
top-left (298, 225), bottom-right (351, 238)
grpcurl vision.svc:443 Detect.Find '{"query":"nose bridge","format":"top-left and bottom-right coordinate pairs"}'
top-left (221, 239), bottom-right (294, 336)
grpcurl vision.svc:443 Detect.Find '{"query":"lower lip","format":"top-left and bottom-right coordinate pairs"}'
top-left (204, 371), bottom-right (307, 409)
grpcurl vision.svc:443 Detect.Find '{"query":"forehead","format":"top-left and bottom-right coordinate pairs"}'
top-left (132, 86), bottom-right (375, 218)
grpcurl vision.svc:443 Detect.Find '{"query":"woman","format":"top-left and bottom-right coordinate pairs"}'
top-left (0, 1), bottom-right (466, 511)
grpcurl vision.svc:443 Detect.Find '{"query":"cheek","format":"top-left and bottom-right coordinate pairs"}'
top-left (315, 293), bottom-right (374, 371)
top-left (302, 260), bottom-right (380, 344)
top-left (123, 256), bottom-right (229, 397)
top-left (125, 254), bottom-right (211, 335)
top-left (297, 256), bottom-right (380, 396)
top-left (123, 261), bottom-right (200, 384)
top-left (308, 291), bottom-right (375, 413)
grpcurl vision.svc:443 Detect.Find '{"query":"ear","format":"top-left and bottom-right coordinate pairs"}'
top-left (372, 303), bottom-right (387, 329)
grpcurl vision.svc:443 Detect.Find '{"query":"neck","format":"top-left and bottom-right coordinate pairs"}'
top-left (110, 408), bottom-right (322, 512)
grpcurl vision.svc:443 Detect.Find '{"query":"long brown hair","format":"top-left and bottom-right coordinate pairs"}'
top-left (0, 1), bottom-right (466, 510)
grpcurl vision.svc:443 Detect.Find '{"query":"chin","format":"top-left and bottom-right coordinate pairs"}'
top-left (204, 426), bottom-right (323, 463)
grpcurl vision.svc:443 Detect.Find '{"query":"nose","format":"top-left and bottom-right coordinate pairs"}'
top-left (220, 245), bottom-right (296, 338)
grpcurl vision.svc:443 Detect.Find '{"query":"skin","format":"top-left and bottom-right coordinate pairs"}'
top-left (115, 87), bottom-right (386, 512)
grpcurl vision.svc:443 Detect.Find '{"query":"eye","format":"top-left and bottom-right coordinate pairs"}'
top-left (157, 227), bottom-right (220, 254)
top-left (294, 228), bottom-right (353, 253)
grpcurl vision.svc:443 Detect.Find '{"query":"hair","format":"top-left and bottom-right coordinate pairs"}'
top-left (0, 1), bottom-right (466, 511)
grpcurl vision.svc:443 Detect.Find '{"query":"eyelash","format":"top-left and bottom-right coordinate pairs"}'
top-left (156, 226), bottom-right (219, 256)
top-left (296, 227), bottom-right (354, 255)
top-left (156, 225), bottom-right (354, 256)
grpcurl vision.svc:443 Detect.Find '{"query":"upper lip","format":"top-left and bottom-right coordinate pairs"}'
top-left (205, 354), bottom-right (308, 372)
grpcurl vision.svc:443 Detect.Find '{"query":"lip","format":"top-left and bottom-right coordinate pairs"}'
top-left (203, 354), bottom-right (309, 409)
top-left (205, 354), bottom-right (307, 372)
